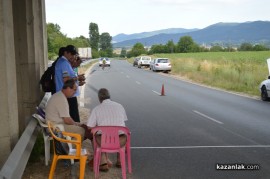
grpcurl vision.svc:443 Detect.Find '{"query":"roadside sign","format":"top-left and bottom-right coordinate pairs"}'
top-left (267, 58), bottom-right (270, 75)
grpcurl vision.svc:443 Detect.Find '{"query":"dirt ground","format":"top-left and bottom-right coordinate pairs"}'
top-left (22, 107), bottom-right (133, 179)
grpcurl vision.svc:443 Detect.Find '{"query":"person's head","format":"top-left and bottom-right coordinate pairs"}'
top-left (58, 47), bottom-right (66, 58)
top-left (63, 45), bottom-right (78, 62)
top-left (72, 55), bottom-right (82, 68)
top-left (62, 79), bottom-right (77, 98)
top-left (98, 88), bottom-right (110, 103)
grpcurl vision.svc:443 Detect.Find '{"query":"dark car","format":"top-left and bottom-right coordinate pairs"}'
top-left (133, 57), bottom-right (139, 67)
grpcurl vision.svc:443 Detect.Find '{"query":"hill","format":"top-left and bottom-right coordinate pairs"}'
top-left (113, 21), bottom-right (270, 48)
top-left (112, 28), bottom-right (198, 43)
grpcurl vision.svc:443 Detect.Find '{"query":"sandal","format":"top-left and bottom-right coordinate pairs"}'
top-left (115, 161), bottom-right (121, 168)
top-left (99, 163), bottom-right (109, 172)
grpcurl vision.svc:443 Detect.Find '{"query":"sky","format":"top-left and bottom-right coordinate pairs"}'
top-left (45, 0), bottom-right (270, 38)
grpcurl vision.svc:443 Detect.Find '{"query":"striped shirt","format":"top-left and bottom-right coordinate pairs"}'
top-left (87, 99), bottom-right (128, 128)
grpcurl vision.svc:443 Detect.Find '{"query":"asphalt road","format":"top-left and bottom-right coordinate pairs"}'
top-left (84, 59), bottom-right (270, 179)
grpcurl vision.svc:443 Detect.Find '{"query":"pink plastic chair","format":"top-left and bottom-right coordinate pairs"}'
top-left (91, 126), bottom-right (132, 179)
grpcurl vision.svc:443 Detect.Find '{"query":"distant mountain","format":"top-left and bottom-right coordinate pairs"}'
top-left (112, 28), bottom-right (198, 43)
top-left (113, 21), bottom-right (270, 48)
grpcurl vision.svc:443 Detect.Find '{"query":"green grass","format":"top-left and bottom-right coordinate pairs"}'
top-left (150, 51), bottom-right (270, 96)
top-left (28, 133), bottom-right (46, 163)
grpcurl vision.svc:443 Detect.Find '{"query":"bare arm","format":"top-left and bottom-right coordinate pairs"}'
top-left (63, 117), bottom-right (81, 126)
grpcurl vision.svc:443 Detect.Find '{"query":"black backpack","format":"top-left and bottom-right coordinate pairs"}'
top-left (40, 60), bottom-right (58, 93)
top-left (53, 130), bottom-right (69, 155)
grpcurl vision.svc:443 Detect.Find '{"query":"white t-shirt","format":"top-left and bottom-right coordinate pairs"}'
top-left (87, 99), bottom-right (128, 128)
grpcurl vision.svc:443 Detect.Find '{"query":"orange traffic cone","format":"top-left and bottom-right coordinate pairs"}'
top-left (161, 84), bottom-right (165, 96)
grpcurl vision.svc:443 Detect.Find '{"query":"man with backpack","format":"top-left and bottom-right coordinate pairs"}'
top-left (39, 47), bottom-right (65, 94)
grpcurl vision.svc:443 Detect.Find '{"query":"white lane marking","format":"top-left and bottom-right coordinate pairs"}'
top-left (131, 145), bottom-right (270, 149)
top-left (193, 110), bottom-right (224, 124)
top-left (152, 90), bottom-right (161, 95)
top-left (136, 81), bottom-right (141, 85)
top-left (126, 75), bottom-right (130, 78)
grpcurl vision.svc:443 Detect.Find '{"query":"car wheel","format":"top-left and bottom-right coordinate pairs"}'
top-left (261, 86), bottom-right (269, 101)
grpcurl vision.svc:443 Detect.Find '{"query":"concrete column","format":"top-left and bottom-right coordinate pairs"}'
top-left (12, 0), bottom-right (47, 132)
top-left (0, 0), bottom-right (19, 167)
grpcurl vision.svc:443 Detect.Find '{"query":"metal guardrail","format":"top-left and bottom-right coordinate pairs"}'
top-left (0, 118), bottom-right (39, 179)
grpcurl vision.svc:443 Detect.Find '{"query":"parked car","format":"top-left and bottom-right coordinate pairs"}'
top-left (99, 57), bottom-right (110, 67)
top-left (150, 58), bottom-right (171, 73)
top-left (259, 76), bottom-right (270, 101)
top-left (137, 56), bottom-right (151, 68)
top-left (259, 59), bottom-right (270, 101)
top-left (133, 57), bottom-right (139, 67)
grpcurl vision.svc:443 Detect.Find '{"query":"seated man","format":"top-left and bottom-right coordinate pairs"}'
top-left (87, 88), bottom-right (128, 171)
top-left (45, 79), bottom-right (86, 140)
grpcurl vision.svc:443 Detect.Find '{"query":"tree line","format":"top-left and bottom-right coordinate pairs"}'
top-left (121, 36), bottom-right (270, 58)
top-left (47, 22), bottom-right (113, 60)
top-left (47, 22), bottom-right (269, 59)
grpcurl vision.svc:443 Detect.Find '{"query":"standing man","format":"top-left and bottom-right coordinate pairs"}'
top-left (54, 45), bottom-right (81, 122)
top-left (87, 88), bottom-right (128, 171)
top-left (45, 79), bottom-right (85, 139)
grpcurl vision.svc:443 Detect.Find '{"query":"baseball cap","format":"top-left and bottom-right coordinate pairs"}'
top-left (65, 45), bottom-right (78, 55)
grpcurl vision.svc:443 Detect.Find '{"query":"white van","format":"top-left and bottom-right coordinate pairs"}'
top-left (137, 56), bottom-right (151, 68)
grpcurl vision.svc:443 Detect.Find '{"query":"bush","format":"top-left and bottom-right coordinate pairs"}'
top-left (91, 49), bottom-right (100, 59)
top-left (28, 132), bottom-right (45, 163)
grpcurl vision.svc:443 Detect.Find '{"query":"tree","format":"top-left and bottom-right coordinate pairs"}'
top-left (165, 40), bottom-right (175, 53)
top-left (130, 43), bottom-right (146, 57)
top-left (89, 22), bottom-right (99, 51)
top-left (149, 44), bottom-right (165, 54)
top-left (99, 32), bottom-right (112, 51)
top-left (47, 23), bottom-right (69, 59)
top-left (210, 45), bottom-right (223, 52)
top-left (120, 48), bottom-right (127, 57)
top-left (177, 36), bottom-right (197, 53)
top-left (73, 36), bottom-right (90, 48)
top-left (238, 43), bottom-right (253, 51)
top-left (98, 32), bottom-right (113, 57)
top-left (253, 44), bottom-right (269, 51)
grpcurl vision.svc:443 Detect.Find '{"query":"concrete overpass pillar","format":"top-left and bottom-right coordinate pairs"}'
top-left (0, 0), bottom-right (47, 167)
top-left (0, 0), bottom-right (19, 167)
top-left (12, 0), bottom-right (47, 132)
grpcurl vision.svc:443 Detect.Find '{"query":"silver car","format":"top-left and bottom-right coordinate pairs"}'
top-left (259, 58), bottom-right (270, 101)
top-left (150, 58), bottom-right (171, 73)
top-left (137, 56), bottom-right (151, 68)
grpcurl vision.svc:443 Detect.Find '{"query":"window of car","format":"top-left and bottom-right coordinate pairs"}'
top-left (142, 56), bottom-right (151, 60)
top-left (157, 59), bottom-right (169, 63)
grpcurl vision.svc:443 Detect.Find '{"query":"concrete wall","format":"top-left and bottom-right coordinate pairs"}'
top-left (0, 0), bottom-right (47, 167)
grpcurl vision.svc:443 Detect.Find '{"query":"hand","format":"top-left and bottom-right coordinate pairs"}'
top-left (79, 81), bottom-right (86, 86)
top-left (79, 76), bottom-right (86, 81)
top-left (74, 122), bottom-right (82, 127)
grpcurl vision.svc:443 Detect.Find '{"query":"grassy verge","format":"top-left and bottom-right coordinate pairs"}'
top-left (130, 51), bottom-right (270, 96)
top-left (78, 60), bottom-right (98, 74)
